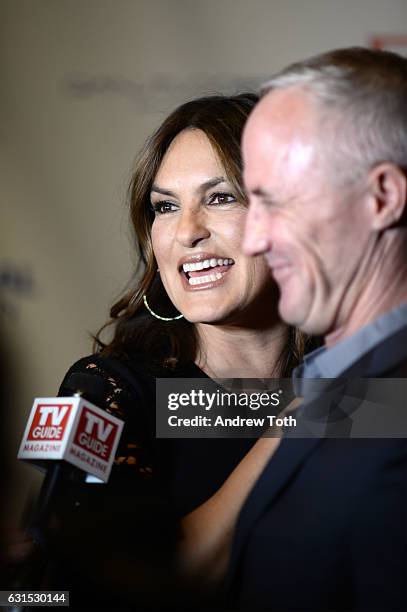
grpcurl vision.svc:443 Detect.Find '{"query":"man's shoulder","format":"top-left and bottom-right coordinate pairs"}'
top-left (300, 438), bottom-right (407, 498)
top-left (379, 356), bottom-right (407, 377)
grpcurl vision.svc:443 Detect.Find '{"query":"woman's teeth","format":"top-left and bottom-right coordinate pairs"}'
top-left (181, 258), bottom-right (234, 286)
top-left (182, 258), bottom-right (233, 273)
top-left (188, 272), bottom-right (223, 286)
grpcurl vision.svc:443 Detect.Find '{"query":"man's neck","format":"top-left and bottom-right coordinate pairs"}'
top-left (326, 234), bottom-right (407, 347)
top-left (326, 279), bottom-right (407, 348)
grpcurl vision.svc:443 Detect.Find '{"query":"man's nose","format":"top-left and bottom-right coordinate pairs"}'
top-left (175, 208), bottom-right (210, 248)
top-left (242, 200), bottom-right (270, 256)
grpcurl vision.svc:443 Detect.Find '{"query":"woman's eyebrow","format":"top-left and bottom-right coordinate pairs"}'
top-left (200, 176), bottom-right (227, 191)
top-left (150, 184), bottom-right (175, 196)
top-left (151, 177), bottom-right (227, 198)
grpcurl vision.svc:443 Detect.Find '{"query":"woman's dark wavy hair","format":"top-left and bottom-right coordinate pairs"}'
top-left (94, 93), bottom-right (309, 375)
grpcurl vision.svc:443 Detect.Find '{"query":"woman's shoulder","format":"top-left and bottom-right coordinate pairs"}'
top-left (60, 350), bottom-right (153, 379)
top-left (58, 351), bottom-right (155, 477)
top-left (59, 352), bottom-right (154, 407)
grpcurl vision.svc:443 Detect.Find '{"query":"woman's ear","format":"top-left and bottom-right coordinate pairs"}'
top-left (368, 163), bottom-right (407, 230)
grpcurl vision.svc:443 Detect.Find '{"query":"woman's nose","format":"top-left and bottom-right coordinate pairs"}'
top-left (175, 209), bottom-right (210, 248)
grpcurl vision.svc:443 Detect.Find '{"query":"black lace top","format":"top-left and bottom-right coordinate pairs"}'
top-left (58, 352), bottom-right (256, 516)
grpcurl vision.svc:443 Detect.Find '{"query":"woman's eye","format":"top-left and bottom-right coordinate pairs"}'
top-left (151, 201), bottom-right (178, 215)
top-left (208, 192), bottom-right (237, 205)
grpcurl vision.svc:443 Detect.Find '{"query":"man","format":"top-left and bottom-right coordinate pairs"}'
top-left (227, 48), bottom-right (407, 611)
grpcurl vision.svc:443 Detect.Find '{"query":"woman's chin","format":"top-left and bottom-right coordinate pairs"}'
top-left (180, 304), bottom-right (234, 325)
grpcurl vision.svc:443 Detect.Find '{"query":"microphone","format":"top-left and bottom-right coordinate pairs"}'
top-left (14, 387), bottom-right (124, 592)
top-left (13, 375), bottom-right (178, 607)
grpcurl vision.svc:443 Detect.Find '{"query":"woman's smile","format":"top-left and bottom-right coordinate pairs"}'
top-left (179, 252), bottom-right (235, 290)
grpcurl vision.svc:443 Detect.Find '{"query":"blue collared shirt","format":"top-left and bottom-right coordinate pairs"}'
top-left (293, 302), bottom-right (407, 396)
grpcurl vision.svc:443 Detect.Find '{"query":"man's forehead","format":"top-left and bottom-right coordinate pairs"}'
top-left (248, 88), bottom-right (318, 138)
top-left (243, 89), bottom-right (319, 182)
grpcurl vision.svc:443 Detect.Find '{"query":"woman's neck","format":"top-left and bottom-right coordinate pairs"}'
top-left (195, 320), bottom-right (289, 379)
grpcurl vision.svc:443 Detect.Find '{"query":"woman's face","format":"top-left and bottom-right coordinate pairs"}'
top-left (150, 128), bottom-right (276, 325)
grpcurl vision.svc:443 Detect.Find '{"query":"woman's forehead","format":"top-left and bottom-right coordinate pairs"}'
top-left (153, 129), bottom-right (226, 190)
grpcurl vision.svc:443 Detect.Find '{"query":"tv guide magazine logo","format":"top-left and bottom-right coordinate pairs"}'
top-left (18, 397), bottom-right (124, 482)
top-left (27, 403), bottom-right (72, 441)
top-left (73, 407), bottom-right (117, 460)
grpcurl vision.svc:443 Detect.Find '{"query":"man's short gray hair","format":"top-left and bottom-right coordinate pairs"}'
top-left (261, 47), bottom-right (407, 186)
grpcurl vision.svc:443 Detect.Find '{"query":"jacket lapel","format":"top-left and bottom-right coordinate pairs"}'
top-left (227, 435), bottom-right (322, 586)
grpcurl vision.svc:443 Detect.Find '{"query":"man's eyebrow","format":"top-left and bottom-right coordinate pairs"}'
top-left (251, 187), bottom-right (275, 199)
top-left (150, 176), bottom-right (227, 198)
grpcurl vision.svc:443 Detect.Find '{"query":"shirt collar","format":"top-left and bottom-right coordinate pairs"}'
top-left (293, 301), bottom-right (407, 395)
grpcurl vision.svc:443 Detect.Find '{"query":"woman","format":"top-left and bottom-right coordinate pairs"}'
top-left (54, 94), bottom-right (309, 604)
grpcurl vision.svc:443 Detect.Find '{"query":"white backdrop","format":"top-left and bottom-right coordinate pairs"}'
top-left (1, 0), bottom-right (406, 510)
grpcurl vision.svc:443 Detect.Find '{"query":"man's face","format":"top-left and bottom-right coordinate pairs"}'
top-left (242, 87), bottom-right (372, 337)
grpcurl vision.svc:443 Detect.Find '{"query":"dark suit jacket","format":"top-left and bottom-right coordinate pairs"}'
top-left (227, 333), bottom-right (407, 611)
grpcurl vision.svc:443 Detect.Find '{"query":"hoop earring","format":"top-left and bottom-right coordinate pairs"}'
top-left (143, 294), bottom-right (184, 322)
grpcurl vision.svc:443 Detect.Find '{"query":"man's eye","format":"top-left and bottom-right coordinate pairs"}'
top-left (208, 192), bottom-right (237, 205)
top-left (151, 201), bottom-right (178, 215)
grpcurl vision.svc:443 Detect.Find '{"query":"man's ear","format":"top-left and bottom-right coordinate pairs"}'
top-left (368, 163), bottom-right (407, 230)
